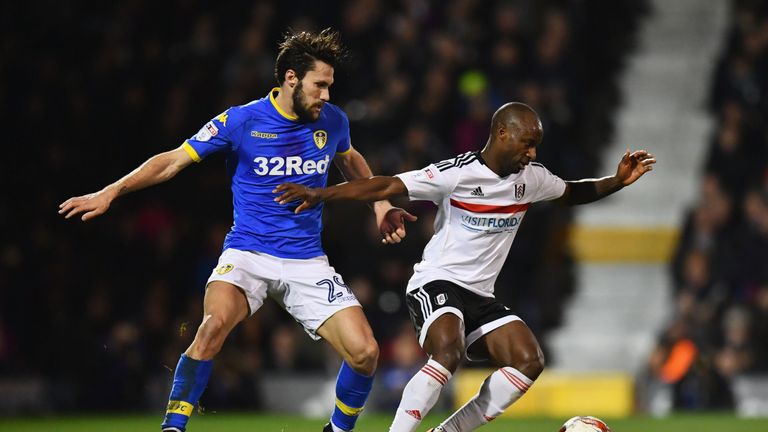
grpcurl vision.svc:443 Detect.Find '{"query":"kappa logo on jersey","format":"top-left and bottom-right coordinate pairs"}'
top-left (251, 130), bottom-right (278, 139)
top-left (253, 155), bottom-right (330, 176)
top-left (436, 293), bottom-right (447, 305)
top-left (215, 112), bottom-right (229, 127)
top-left (313, 130), bottom-right (328, 149)
top-left (215, 263), bottom-right (234, 275)
top-left (470, 186), bottom-right (484, 197)
top-left (195, 122), bottom-right (218, 142)
top-left (515, 183), bottom-right (526, 200)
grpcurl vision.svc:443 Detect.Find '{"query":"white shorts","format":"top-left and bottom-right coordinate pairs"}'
top-left (207, 248), bottom-right (361, 340)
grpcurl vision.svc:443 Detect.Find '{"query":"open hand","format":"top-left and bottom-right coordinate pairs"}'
top-left (616, 150), bottom-right (656, 186)
top-left (58, 189), bottom-right (115, 221)
top-left (273, 183), bottom-right (321, 213)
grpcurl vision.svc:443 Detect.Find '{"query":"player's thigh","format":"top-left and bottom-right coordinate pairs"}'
top-left (423, 313), bottom-right (465, 356)
top-left (278, 255), bottom-right (369, 347)
top-left (472, 320), bottom-right (543, 369)
top-left (205, 248), bottom-right (275, 321)
top-left (406, 282), bottom-right (467, 366)
top-left (316, 305), bottom-right (377, 360)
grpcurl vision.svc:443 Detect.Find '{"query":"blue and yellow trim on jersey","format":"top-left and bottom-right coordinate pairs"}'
top-left (270, 87), bottom-right (299, 121)
top-left (336, 146), bottom-right (353, 156)
top-left (182, 140), bottom-right (202, 162)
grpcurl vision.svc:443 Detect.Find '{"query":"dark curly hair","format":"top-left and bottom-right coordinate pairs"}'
top-left (274, 28), bottom-right (348, 85)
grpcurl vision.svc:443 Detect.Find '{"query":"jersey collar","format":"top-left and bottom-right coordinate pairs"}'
top-left (269, 87), bottom-right (299, 121)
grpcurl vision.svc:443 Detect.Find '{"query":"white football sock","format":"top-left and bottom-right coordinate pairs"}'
top-left (438, 367), bottom-right (533, 432)
top-left (389, 359), bottom-right (452, 432)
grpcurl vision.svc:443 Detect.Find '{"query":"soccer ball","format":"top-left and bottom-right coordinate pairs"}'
top-left (558, 416), bottom-right (611, 432)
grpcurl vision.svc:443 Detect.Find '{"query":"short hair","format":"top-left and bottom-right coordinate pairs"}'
top-left (274, 28), bottom-right (348, 85)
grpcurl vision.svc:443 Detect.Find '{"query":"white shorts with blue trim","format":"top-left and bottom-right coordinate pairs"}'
top-left (207, 248), bottom-right (361, 340)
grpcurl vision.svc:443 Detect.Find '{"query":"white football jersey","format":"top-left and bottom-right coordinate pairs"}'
top-left (395, 151), bottom-right (566, 297)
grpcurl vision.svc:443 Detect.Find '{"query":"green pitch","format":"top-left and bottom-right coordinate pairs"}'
top-left (1, 412), bottom-right (766, 432)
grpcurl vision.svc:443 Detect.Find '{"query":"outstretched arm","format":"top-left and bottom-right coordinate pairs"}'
top-left (274, 176), bottom-right (408, 212)
top-left (556, 149), bottom-right (656, 205)
top-left (58, 145), bottom-right (195, 221)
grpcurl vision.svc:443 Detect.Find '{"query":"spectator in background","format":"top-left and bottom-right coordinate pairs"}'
top-left (647, 0), bottom-right (768, 413)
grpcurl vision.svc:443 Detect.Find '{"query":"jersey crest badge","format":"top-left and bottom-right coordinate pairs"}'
top-left (514, 183), bottom-right (526, 200)
top-left (313, 130), bottom-right (328, 149)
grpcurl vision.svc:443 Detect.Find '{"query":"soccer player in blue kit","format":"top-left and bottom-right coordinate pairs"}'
top-left (59, 29), bottom-right (415, 432)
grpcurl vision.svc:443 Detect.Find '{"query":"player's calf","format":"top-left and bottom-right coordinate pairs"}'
top-left (329, 361), bottom-right (375, 432)
top-left (161, 354), bottom-right (214, 432)
top-left (186, 313), bottom-right (234, 360)
top-left (433, 366), bottom-right (537, 432)
top-left (389, 358), bottom-right (453, 432)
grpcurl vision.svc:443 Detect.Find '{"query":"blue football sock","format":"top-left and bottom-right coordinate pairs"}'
top-left (161, 354), bottom-right (213, 431)
top-left (330, 361), bottom-right (374, 431)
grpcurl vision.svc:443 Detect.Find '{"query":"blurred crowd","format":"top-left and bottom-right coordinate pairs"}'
top-left (0, 0), bottom-right (647, 413)
top-left (647, 0), bottom-right (768, 411)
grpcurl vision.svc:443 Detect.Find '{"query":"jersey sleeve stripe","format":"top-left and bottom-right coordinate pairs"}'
top-left (435, 152), bottom-right (478, 171)
top-left (450, 199), bottom-right (530, 214)
top-left (336, 147), bottom-right (353, 155)
top-left (182, 141), bottom-right (202, 163)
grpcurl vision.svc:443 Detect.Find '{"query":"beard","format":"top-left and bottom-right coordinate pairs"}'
top-left (292, 81), bottom-right (323, 122)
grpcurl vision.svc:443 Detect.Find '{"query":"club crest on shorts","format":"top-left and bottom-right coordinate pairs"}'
top-left (436, 293), bottom-right (447, 305)
top-left (514, 183), bottom-right (526, 200)
top-left (313, 130), bottom-right (328, 149)
top-left (215, 263), bottom-right (234, 275)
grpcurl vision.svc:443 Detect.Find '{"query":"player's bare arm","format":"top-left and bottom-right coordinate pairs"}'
top-left (556, 149), bottom-right (656, 205)
top-left (332, 150), bottom-right (416, 244)
top-left (58, 145), bottom-right (195, 221)
top-left (274, 176), bottom-right (407, 209)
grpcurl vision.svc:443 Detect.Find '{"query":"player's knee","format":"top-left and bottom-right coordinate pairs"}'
top-left (430, 338), bottom-right (464, 373)
top-left (514, 349), bottom-right (545, 380)
top-left (191, 314), bottom-right (229, 359)
top-left (347, 341), bottom-right (379, 375)
top-left (433, 349), bottom-right (463, 373)
top-left (429, 334), bottom-right (464, 373)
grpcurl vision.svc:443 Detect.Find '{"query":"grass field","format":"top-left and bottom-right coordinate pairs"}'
top-left (1, 412), bottom-right (767, 432)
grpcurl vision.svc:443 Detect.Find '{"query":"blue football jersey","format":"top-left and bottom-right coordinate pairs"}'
top-left (182, 88), bottom-right (352, 259)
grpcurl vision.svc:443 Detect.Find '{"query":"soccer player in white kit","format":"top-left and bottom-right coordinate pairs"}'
top-left (275, 102), bottom-right (656, 432)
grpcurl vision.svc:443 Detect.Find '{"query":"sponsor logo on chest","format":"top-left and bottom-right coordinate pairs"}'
top-left (253, 154), bottom-right (330, 176)
top-left (459, 214), bottom-right (523, 232)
